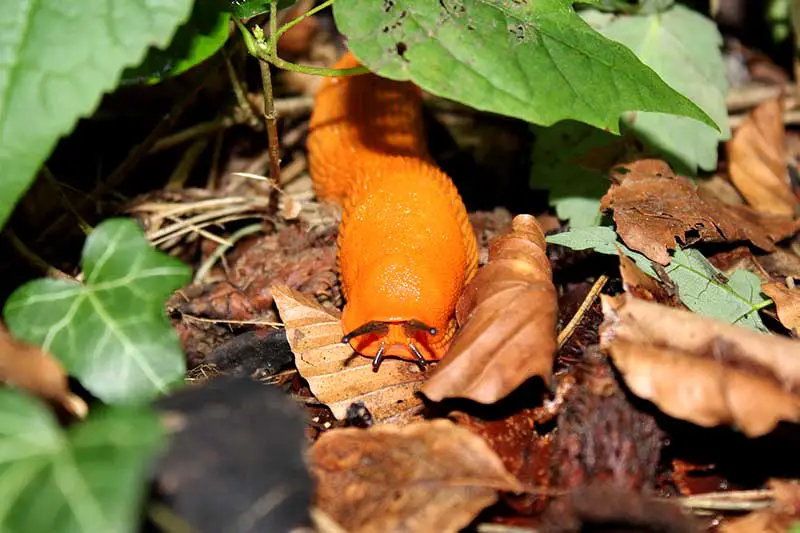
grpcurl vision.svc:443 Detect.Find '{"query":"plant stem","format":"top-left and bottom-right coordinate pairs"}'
top-left (272, 0), bottom-right (335, 43)
top-left (259, 58), bottom-right (282, 189)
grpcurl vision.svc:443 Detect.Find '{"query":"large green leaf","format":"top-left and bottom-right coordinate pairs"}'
top-left (583, 5), bottom-right (730, 173)
top-left (333, 0), bottom-right (718, 134)
top-left (0, 0), bottom-right (194, 230)
top-left (547, 228), bottom-right (769, 330)
top-left (4, 218), bottom-right (191, 403)
top-left (230, 0), bottom-right (297, 18)
top-left (122, 2), bottom-right (232, 84)
top-left (0, 388), bottom-right (164, 533)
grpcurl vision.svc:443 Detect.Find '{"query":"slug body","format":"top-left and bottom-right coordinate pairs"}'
top-left (308, 51), bottom-right (478, 367)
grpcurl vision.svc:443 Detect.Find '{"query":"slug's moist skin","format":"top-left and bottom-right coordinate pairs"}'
top-left (307, 51), bottom-right (478, 369)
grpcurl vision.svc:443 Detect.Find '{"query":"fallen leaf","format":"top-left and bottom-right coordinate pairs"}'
top-left (617, 250), bottom-right (679, 305)
top-left (762, 282), bottom-right (800, 334)
top-left (309, 419), bottom-right (524, 533)
top-left (726, 97), bottom-right (797, 216)
top-left (720, 479), bottom-right (800, 533)
top-left (600, 159), bottom-right (799, 264)
top-left (271, 285), bottom-right (426, 424)
top-left (600, 295), bottom-right (800, 437)
top-left (422, 215), bottom-right (557, 404)
top-left (0, 324), bottom-right (86, 417)
top-left (548, 228), bottom-right (770, 330)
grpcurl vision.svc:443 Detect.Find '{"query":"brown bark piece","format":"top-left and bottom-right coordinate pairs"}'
top-left (309, 419), bottom-right (523, 533)
top-left (600, 295), bottom-right (800, 437)
top-left (600, 159), bottom-right (799, 264)
top-left (421, 215), bottom-right (557, 404)
top-left (272, 285), bottom-right (426, 424)
top-left (725, 97), bottom-right (797, 216)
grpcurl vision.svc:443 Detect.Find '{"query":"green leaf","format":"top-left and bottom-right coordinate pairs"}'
top-left (122, 2), bottom-right (232, 84)
top-left (0, 0), bottom-right (194, 231)
top-left (582, 5), bottom-right (730, 173)
top-left (546, 228), bottom-right (769, 330)
top-left (0, 388), bottom-right (164, 533)
top-left (333, 0), bottom-right (718, 135)
top-left (546, 225), bottom-right (656, 274)
top-left (665, 249), bottom-right (768, 332)
top-left (3, 218), bottom-right (191, 403)
top-left (230, 0), bottom-right (297, 18)
top-left (529, 120), bottom-right (623, 227)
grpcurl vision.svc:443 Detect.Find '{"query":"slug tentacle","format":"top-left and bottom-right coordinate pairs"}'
top-left (307, 50), bottom-right (478, 367)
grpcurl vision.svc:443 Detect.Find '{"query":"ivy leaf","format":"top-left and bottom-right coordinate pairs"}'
top-left (3, 218), bottom-right (191, 403)
top-left (546, 228), bottom-right (769, 330)
top-left (0, 0), bottom-right (195, 230)
top-left (529, 120), bottom-right (624, 227)
top-left (0, 388), bottom-right (164, 533)
top-left (583, 4), bottom-right (730, 173)
top-left (230, 0), bottom-right (297, 18)
top-left (122, 2), bottom-right (232, 84)
top-left (333, 0), bottom-right (718, 135)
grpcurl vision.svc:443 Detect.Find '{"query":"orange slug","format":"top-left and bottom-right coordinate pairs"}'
top-left (307, 50), bottom-right (479, 369)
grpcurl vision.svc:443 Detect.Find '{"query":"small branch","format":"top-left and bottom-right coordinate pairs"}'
top-left (41, 166), bottom-right (92, 235)
top-left (259, 58), bottom-right (282, 188)
top-left (557, 275), bottom-right (609, 348)
top-left (4, 230), bottom-right (73, 281)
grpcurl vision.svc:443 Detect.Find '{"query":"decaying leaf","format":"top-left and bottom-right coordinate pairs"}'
top-left (600, 159), bottom-right (799, 264)
top-left (422, 215), bottom-right (557, 404)
top-left (720, 479), bottom-right (800, 533)
top-left (600, 295), bottom-right (800, 437)
top-left (726, 97), bottom-right (798, 217)
top-left (617, 250), bottom-right (679, 305)
top-left (309, 419), bottom-right (524, 533)
top-left (271, 285), bottom-right (426, 424)
top-left (0, 324), bottom-right (86, 417)
top-left (762, 282), bottom-right (800, 335)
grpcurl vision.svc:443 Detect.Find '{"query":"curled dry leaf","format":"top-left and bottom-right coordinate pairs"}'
top-left (0, 324), bottom-right (86, 417)
top-left (725, 97), bottom-right (797, 217)
top-left (600, 295), bottom-right (800, 437)
top-left (600, 159), bottom-right (800, 264)
top-left (617, 250), bottom-right (680, 306)
top-left (421, 215), bottom-right (557, 404)
top-left (309, 419), bottom-right (524, 533)
top-left (271, 285), bottom-right (426, 424)
top-left (762, 282), bottom-right (800, 335)
top-left (720, 479), bottom-right (800, 533)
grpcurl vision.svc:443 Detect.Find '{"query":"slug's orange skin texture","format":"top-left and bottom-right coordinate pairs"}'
top-left (308, 51), bottom-right (478, 364)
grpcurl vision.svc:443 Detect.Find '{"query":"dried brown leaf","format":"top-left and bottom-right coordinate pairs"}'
top-left (421, 215), bottom-right (557, 404)
top-left (726, 97), bottom-right (797, 216)
top-left (720, 479), bottom-right (800, 533)
top-left (0, 324), bottom-right (86, 417)
top-left (309, 419), bottom-right (524, 533)
top-left (271, 285), bottom-right (426, 424)
top-left (600, 159), bottom-right (800, 264)
top-left (762, 282), bottom-right (800, 335)
top-left (600, 295), bottom-right (800, 437)
top-left (618, 250), bottom-right (679, 305)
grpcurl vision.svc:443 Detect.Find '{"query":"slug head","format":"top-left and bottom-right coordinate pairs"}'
top-left (340, 261), bottom-right (456, 370)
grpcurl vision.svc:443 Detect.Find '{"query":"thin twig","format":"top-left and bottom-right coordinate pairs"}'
top-left (677, 489), bottom-right (774, 512)
top-left (557, 275), bottom-right (609, 348)
top-left (194, 223), bottom-right (265, 283)
top-left (41, 166), bottom-right (92, 235)
top-left (4, 230), bottom-right (73, 281)
top-left (182, 314), bottom-right (283, 328)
